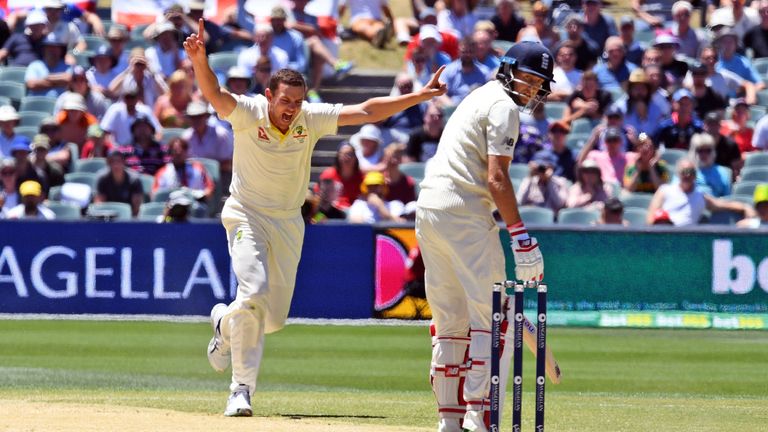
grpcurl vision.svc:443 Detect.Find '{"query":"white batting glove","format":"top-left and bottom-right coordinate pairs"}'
top-left (508, 221), bottom-right (544, 282)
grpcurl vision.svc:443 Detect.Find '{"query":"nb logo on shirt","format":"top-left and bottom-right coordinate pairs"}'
top-left (505, 137), bottom-right (515, 149)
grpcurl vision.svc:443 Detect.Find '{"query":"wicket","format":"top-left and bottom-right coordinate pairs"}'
top-left (490, 281), bottom-right (548, 432)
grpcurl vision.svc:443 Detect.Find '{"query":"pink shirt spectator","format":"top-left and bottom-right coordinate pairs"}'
top-left (586, 149), bottom-right (628, 185)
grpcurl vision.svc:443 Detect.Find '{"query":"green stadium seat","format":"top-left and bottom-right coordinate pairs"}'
top-left (18, 111), bottom-right (50, 128)
top-left (544, 102), bottom-right (566, 121)
top-left (660, 148), bottom-right (687, 168)
top-left (519, 206), bottom-right (554, 225)
top-left (508, 163), bottom-right (529, 181)
top-left (152, 188), bottom-right (179, 203)
top-left (621, 193), bottom-right (654, 210)
top-left (728, 194), bottom-right (756, 207)
top-left (570, 118), bottom-right (593, 135)
top-left (732, 181), bottom-right (763, 196)
top-left (13, 125), bottom-right (38, 140)
top-left (139, 173), bottom-right (155, 202)
top-left (138, 202), bottom-right (167, 221)
top-left (208, 51), bottom-right (239, 74)
top-left (0, 81), bottom-right (26, 108)
top-left (623, 207), bottom-right (648, 227)
top-left (161, 128), bottom-right (185, 145)
top-left (48, 185), bottom-right (62, 200)
top-left (83, 35), bottom-right (107, 52)
top-left (744, 152), bottom-right (768, 168)
top-left (740, 167), bottom-right (768, 182)
top-left (74, 158), bottom-right (107, 173)
top-left (399, 162), bottom-right (426, 181)
top-left (557, 207), bottom-right (600, 225)
top-left (87, 202), bottom-right (133, 220)
top-left (46, 201), bottom-right (82, 220)
top-left (64, 172), bottom-right (98, 190)
top-left (0, 66), bottom-right (28, 83)
top-left (19, 95), bottom-right (57, 114)
top-left (566, 133), bottom-right (589, 152)
top-left (190, 157), bottom-right (220, 182)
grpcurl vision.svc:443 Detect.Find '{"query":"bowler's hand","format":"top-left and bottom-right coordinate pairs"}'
top-left (420, 65), bottom-right (447, 98)
top-left (183, 18), bottom-right (207, 63)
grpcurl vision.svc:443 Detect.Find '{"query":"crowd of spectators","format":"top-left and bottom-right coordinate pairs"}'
top-left (0, 0), bottom-right (766, 228)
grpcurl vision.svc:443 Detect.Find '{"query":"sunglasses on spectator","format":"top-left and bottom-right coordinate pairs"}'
top-left (696, 147), bottom-right (713, 154)
top-left (256, 67), bottom-right (271, 73)
top-left (679, 168), bottom-right (696, 177)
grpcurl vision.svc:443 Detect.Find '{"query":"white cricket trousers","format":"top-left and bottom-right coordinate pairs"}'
top-left (416, 206), bottom-right (507, 428)
top-left (219, 197), bottom-right (305, 395)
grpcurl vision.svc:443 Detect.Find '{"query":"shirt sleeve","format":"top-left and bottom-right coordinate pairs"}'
top-left (220, 94), bottom-right (265, 131)
top-left (486, 100), bottom-right (518, 158)
top-left (24, 61), bottom-right (47, 81)
top-left (305, 102), bottom-right (343, 142)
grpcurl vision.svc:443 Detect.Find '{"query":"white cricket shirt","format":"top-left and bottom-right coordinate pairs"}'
top-left (418, 80), bottom-right (519, 215)
top-left (221, 94), bottom-right (342, 215)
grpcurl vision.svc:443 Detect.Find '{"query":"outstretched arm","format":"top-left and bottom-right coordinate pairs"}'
top-left (183, 19), bottom-right (237, 117)
top-left (337, 66), bottom-right (447, 126)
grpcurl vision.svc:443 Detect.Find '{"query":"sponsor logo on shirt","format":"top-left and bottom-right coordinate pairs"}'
top-left (258, 127), bottom-right (269, 142)
top-left (505, 137), bottom-right (515, 149)
top-left (292, 125), bottom-right (307, 143)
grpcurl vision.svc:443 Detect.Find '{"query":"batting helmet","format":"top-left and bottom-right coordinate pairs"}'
top-left (497, 41), bottom-right (555, 113)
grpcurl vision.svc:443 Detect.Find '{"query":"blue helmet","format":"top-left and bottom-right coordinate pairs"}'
top-left (497, 41), bottom-right (555, 113)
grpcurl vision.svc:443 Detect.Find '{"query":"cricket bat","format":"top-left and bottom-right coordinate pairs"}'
top-left (522, 315), bottom-right (562, 384)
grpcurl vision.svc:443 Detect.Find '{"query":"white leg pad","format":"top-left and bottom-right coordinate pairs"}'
top-left (430, 333), bottom-right (470, 429)
top-left (462, 329), bottom-right (491, 432)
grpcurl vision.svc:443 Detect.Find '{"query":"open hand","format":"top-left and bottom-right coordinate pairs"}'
top-left (420, 65), bottom-right (447, 98)
top-left (183, 18), bottom-right (207, 63)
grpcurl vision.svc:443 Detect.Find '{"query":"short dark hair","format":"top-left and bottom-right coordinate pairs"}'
top-left (268, 69), bottom-right (306, 93)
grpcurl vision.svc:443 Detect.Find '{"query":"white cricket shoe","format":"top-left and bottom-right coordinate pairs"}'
top-left (437, 418), bottom-right (463, 432)
top-left (462, 410), bottom-right (488, 432)
top-left (224, 384), bottom-right (252, 417)
top-left (207, 303), bottom-right (231, 372)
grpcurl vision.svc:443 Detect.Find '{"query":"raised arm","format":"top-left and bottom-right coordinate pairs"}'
top-left (337, 66), bottom-right (447, 126)
top-left (183, 19), bottom-right (236, 117)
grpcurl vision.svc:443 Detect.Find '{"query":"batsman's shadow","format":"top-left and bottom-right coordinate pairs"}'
top-left (281, 413), bottom-right (387, 420)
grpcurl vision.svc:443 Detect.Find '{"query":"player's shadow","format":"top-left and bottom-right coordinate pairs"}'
top-left (281, 413), bottom-right (387, 420)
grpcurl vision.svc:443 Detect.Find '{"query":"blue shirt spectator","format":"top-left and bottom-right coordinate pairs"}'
top-left (715, 29), bottom-right (762, 84)
top-left (270, 7), bottom-right (308, 73)
top-left (582, 0), bottom-right (618, 50)
top-left (24, 33), bottom-right (71, 98)
top-left (594, 60), bottom-right (637, 90)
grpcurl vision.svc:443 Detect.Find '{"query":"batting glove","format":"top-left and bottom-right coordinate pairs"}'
top-left (508, 221), bottom-right (544, 282)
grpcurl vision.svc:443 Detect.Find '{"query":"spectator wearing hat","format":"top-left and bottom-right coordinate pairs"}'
top-left (693, 46), bottom-right (758, 104)
top-left (602, 106), bottom-right (637, 151)
top-left (596, 197), bottom-right (628, 225)
top-left (154, 70), bottom-right (194, 129)
top-left (224, 67), bottom-right (255, 96)
top-left (545, 121), bottom-right (577, 181)
top-left (55, 66), bottom-right (110, 120)
top-left (81, 124), bottom-right (114, 159)
top-left (517, 1), bottom-right (560, 48)
top-left (24, 32), bottom-right (71, 98)
top-left (94, 149), bottom-right (144, 217)
top-left (744, 0), bottom-right (768, 58)
top-left (404, 11), bottom-right (459, 60)
top-left (711, 0), bottom-right (759, 40)
top-left (101, 83), bottom-right (162, 146)
top-left (55, 92), bottom-right (98, 148)
top-left (320, 143), bottom-right (365, 209)
top-left (564, 70), bottom-right (613, 123)
top-left (29, 134), bottom-right (65, 194)
top-left (105, 25), bottom-right (131, 72)
top-left (736, 184), bottom-right (768, 228)
top-left (159, 189), bottom-right (195, 223)
top-left (562, 13), bottom-right (600, 71)
top-left (0, 159), bottom-right (19, 215)
top-left (578, 125), bottom-right (629, 185)
top-left (39, 117), bottom-right (74, 172)
top-left (237, 24), bottom-right (289, 75)
top-left (0, 106), bottom-right (31, 159)
top-left (685, 62), bottom-right (728, 119)
top-left (123, 115), bottom-right (168, 175)
top-left (3, 180), bottom-right (55, 220)
top-left (593, 36), bottom-right (638, 90)
top-left (109, 47), bottom-right (169, 108)
top-left (582, 0), bottom-right (618, 51)
top-left (614, 68), bottom-right (667, 136)
top-left (653, 33), bottom-right (688, 86)
top-left (652, 88), bottom-right (703, 150)
top-left (566, 159), bottom-right (614, 209)
top-left (490, 0), bottom-right (526, 42)
top-left (140, 3), bottom-right (188, 41)
top-left (348, 171), bottom-right (405, 223)
top-left (647, 157), bottom-right (754, 226)
top-left (689, 133), bottom-right (732, 197)
top-left (152, 137), bottom-right (215, 205)
top-left (517, 150), bottom-right (569, 214)
top-left (86, 45), bottom-right (120, 99)
top-left (145, 21), bottom-right (186, 79)
top-left (473, 28), bottom-right (500, 71)
top-left (702, 111), bottom-right (741, 174)
top-left (182, 100), bottom-right (233, 176)
top-left (714, 27), bottom-right (766, 91)
top-left (404, 25), bottom-right (452, 88)
top-left (650, 208), bottom-right (674, 225)
top-left (549, 41), bottom-right (583, 101)
top-left (721, 98), bottom-right (756, 153)
top-left (8, 140), bottom-right (42, 191)
top-left (269, 7), bottom-right (308, 75)
top-left (618, 16), bottom-right (646, 66)
top-left (670, 1), bottom-right (702, 59)
top-left (405, 101), bottom-right (444, 163)
top-left (631, 0), bottom-right (675, 30)
top-left (441, 37), bottom-right (491, 106)
top-left (41, 0), bottom-right (85, 52)
top-left (623, 133), bottom-right (669, 193)
top-left (350, 124), bottom-right (387, 173)
top-left (0, 9), bottom-right (47, 67)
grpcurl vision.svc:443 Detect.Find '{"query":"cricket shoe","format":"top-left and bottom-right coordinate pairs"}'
top-left (224, 384), bottom-right (253, 417)
top-left (461, 410), bottom-right (488, 432)
top-left (207, 303), bottom-right (230, 372)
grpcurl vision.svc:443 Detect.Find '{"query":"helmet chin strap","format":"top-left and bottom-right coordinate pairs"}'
top-left (497, 70), bottom-right (550, 114)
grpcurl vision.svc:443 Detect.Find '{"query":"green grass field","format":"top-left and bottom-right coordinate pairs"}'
top-left (1, 320), bottom-right (767, 431)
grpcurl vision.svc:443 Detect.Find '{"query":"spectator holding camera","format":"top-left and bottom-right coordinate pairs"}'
top-left (517, 151), bottom-right (569, 214)
top-left (623, 133), bottom-right (669, 194)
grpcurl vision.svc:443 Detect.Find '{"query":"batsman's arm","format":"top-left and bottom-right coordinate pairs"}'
top-left (489, 154), bottom-right (523, 226)
top-left (522, 315), bottom-right (562, 384)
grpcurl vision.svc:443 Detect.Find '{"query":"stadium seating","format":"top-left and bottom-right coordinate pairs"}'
top-left (744, 152), bottom-right (768, 168)
top-left (64, 172), bottom-right (98, 190)
top-left (139, 174), bottom-right (155, 202)
top-left (544, 102), bottom-right (566, 120)
top-left (208, 51), bottom-right (239, 74)
top-left (83, 35), bottom-right (108, 52)
top-left (0, 66), bottom-right (28, 83)
top-left (13, 126), bottom-right (38, 140)
top-left (557, 208), bottom-right (600, 225)
top-left (519, 206), bottom-right (554, 225)
top-left (740, 167), bottom-right (768, 182)
top-left (138, 202), bottom-right (167, 221)
top-left (152, 188), bottom-right (179, 203)
top-left (0, 82), bottom-right (26, 108)
top-left (161, 128), bottom-right (185, 145)
top-left (660, 149), bottom-right (687, 168)
top-left (623, 208), bottom-right (648, 227)
top-left (190, 157), bottom-right (220, 182)
top-left (732, 181), bottom-right (763, 196)
top-left (18, 111), bottom-right (50, 128)
top-left (729, 194), bottom-right (756, 207)
top-left (87, 202), bottom-right (133, 220)
top-left (74, 158), bottom-right (107, 174)
top-left (621, 193), bottom-right (653, 210)
top-left (508, 163), bottom-right (529, 181)
top-left (566, 133), bottom-right (589, 151)
top-left (399, 162), bottom-right (426, 181)
top-left (46, 201), bottom-right (82, 220)
top-left (19, 96), bottom-right (57, 114)
top-left (48, 185), bottom-right (62, 201)
top-left (570, 118), bottom-right (593, 135)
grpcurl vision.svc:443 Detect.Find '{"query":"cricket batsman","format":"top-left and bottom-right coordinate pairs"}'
top-left (415, 41), bottom-right (555, 432)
